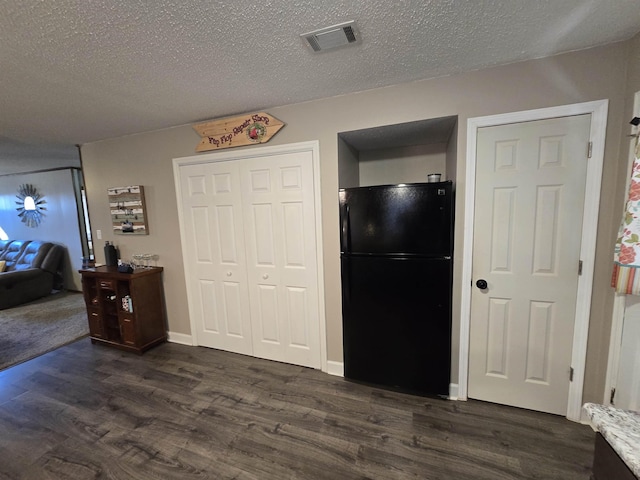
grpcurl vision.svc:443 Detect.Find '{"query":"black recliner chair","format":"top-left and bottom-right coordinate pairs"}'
top-left (0, 240), bottom-right (65, 309)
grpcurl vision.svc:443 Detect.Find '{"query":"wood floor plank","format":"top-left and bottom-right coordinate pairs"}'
top-left (0, 390), bottom-right (109, 448)
top-left (0, 339), bottom-right (595, 479)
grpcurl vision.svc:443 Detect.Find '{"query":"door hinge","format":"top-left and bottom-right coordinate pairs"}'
top-left (610, 387), bottom-right (616, 405)
top-left (578, 260), bottom-right (583, 276)
top-left (587, 141), bottom-right (593, 159)
top-left (569, 367), bottom-right (574, 382)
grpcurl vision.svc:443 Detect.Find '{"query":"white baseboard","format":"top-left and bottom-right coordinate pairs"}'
top-left (326, 360), bottom-right (344, 377)
top-left (167, 331), bottom-right (194, 346)
top-left (449, 383), bottom-right (459, 400)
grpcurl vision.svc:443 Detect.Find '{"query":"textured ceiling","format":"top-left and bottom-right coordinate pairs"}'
top-left (1, 0), bottom-right (640, 151)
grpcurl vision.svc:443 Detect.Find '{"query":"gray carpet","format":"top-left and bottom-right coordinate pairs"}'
top-left (0, 291), bottom-right (88, 371)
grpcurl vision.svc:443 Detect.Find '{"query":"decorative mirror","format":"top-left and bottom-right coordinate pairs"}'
top-left (16, 184), bottom-right (46, 227)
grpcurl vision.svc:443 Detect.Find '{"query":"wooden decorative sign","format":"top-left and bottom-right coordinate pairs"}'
top-left (193, 111), bottom-right (285, 152)
top-left (108, 185), bottom-right (148, 235)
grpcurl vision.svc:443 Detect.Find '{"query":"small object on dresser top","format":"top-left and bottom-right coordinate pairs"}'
top-left (117, 263), bottom-right (133, 273)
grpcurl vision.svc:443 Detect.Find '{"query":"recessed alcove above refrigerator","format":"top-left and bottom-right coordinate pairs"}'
top-left (338, 115), bottom-right (458, 188)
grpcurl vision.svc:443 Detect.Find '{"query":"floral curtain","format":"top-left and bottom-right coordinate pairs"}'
top-left (612, 141), bottom-right (640, 294)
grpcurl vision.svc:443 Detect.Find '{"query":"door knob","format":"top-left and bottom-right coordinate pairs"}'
top-left (226, 271), bottom-right (232, 276)
top-left (262, 274), bottom-right (269, 279)
top-left (476, 279), bottom-right (488, 290)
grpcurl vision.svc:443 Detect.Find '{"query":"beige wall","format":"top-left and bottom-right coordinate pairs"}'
top-left (600, 33), bottom-right (640, 401)
top-left (446, 121), bottom-right (458, 188)
top-left (337, 136), bottom-right (359, 189)
top-left (358, 144), bottom-right (447, 186)
top-left (81, 40), bottom-right (631, 405)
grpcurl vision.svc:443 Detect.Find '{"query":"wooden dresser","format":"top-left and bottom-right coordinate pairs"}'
top-left (79, 266), bottom-right (167, 354)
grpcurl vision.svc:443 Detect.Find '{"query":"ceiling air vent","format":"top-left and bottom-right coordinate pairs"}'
top-left (301, 21), bottom-right (361, 53)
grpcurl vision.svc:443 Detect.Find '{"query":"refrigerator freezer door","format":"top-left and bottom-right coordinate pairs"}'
top-left (339, 182), bottom-right (453, 256)
top-left (341, 255), bottom-right (452, 396)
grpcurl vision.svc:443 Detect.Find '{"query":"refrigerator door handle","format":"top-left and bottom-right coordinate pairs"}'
top-left (343, 258), bottom-right (351, 303)
top-left (341, 204), bottom-right (351, 253)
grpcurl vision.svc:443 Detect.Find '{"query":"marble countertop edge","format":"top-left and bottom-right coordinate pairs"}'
top-left (583, 402), bottom-right (640, 478)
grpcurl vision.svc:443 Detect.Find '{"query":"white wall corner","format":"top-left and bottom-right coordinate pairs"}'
top-left (449, 383), bottom-right (459, 401)
top-left (167, 331), bottom-right (194, 346)
top-left (326, 360), bottom-right (344, 377)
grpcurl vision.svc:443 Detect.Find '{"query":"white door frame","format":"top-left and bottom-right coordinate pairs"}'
top-left (604, 91), bottom-right (640, 406)
top-left (172, 140), bottom-right (328, 373)
top-left (459, 100), bottom-right (608, 422)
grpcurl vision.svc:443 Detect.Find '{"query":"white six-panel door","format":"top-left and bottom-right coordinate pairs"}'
top-left (469, 114), bottom-right (591, 415)
top-left (241, 152), bottom-right (320, 368)
top-left (177, 146), bottom-right (322, 369)
top-left (179, 160), bottom-right (254, 355)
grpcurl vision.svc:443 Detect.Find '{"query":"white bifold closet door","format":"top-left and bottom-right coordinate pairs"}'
top-left (178, 149), bottom-right (321, 369)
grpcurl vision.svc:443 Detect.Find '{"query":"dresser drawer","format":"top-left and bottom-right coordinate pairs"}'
top-left (119, 316), bottom-right (136, 346)
top-left (98, 279), bottom-right (115, 290)
top-left (87, 307), bottom-right (104, 338)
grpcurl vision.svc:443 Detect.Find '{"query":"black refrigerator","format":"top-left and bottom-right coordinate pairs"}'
top-left (339, 181), bottom-right (453, 397)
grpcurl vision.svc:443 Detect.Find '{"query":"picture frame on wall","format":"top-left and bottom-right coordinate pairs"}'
top-left (108, 185), bottom-right (148, 235)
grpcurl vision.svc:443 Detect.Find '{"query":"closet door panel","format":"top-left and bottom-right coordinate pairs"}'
top-left (179, 162), bottom-right (253, 355)
top-left (177, 144), bottom-right (323, 370)
top-left (241, 151), bottom-right (321, 368)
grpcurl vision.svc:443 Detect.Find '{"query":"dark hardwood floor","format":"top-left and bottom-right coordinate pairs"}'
top-left (0, 339), bottom-right (595, 479)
